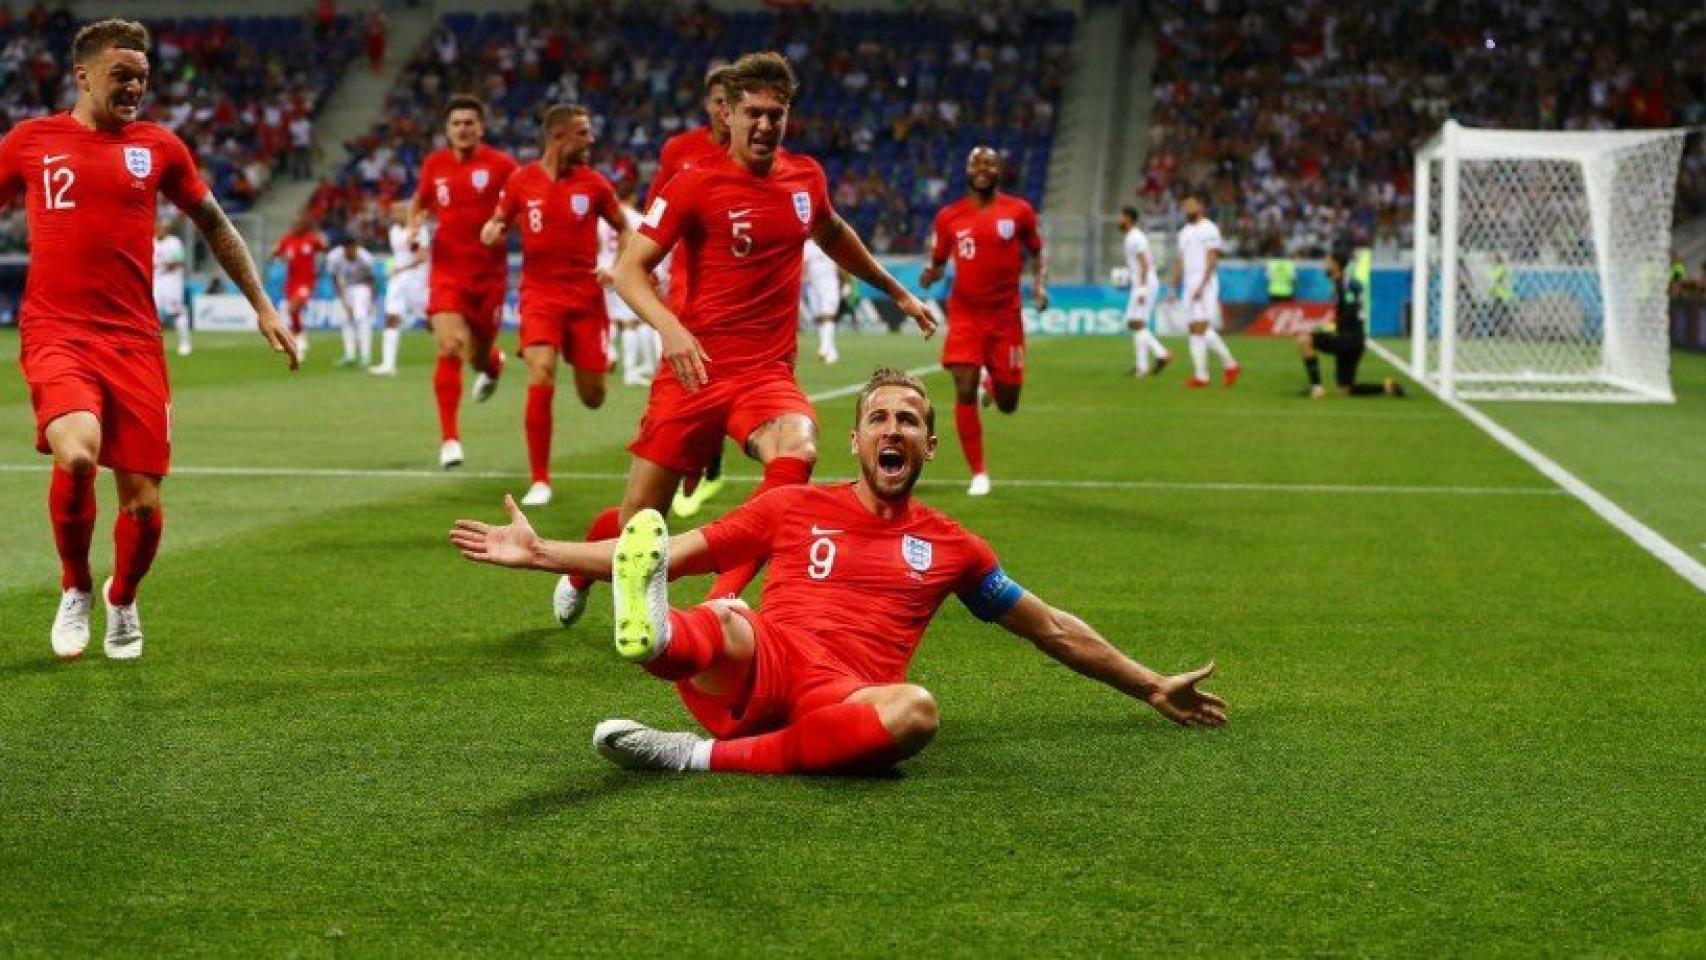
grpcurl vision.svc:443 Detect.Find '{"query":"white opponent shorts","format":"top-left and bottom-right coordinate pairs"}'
top-left (153, 284), bottom-right (185, 319)
top-left (1186, 286), bottom-right (1222, 325)
top-left (341, 283), bottom-right (375, 321)
top-left (1123, 279), bottom-right (1160, 323)
top-left (384, 273), bottom-right (428, 320)
top-left (605, 287), bottom-right (638, 322)
top-left (805, 266), bottom-right (841, 319)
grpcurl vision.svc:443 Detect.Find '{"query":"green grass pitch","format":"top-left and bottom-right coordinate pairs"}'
top-left (2, 328), bottom-right (1704, 955)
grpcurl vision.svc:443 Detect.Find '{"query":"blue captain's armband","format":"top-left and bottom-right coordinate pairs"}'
top-left (963, 565), bottom-right (1024, 622)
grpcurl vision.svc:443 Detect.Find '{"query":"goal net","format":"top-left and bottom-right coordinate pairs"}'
top-left (1411, 121), bottom-right (1688, 402)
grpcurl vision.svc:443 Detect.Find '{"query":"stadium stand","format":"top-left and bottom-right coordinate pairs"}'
top-left (1142, 0), bottom-right (1706, 256)
top-left (0, 7), bottom-right (360, 252)
top-left (317, 2), bottom-right (1073, 254)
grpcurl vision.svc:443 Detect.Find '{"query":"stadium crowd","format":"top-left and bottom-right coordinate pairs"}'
top-left (0, 5), bottom-right (359, 252)
top-left (1142, 0), bottom-right (1706, 256)
top-left (313, 1), bottom-right (1071, 253)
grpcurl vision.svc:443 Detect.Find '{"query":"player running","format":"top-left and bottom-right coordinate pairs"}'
top-left (325, 233), bottom-right (377, 368)
top-left (271, 211), bottom-right (325, 359)
top-left (919, 146), bottom-right (1048, 498)
top-left (407, 94), bottom-right (518, 469)
top-left (480, 103), bottom-right (630, 508)
top-left (600, 180), bottom-right (661, 386)
top-left (802, 237), bottom-right (842, 364)
top-left (1171, 194), bottom-right (1239, 388)
top-left (152, 217), bottom-right (190, 356)
top-left (1119, 205), bottom-right (1170, 376)
top-left (551, 51), bottom-right (934, 625)
top-left (372, 200), bottom-right (428, 376)
top-left (0, 19), bottom-right (297, 660)
top-left (653, 64), bottom-right (733, 519)
top-left (450, 367), bottom-right (1225, 775)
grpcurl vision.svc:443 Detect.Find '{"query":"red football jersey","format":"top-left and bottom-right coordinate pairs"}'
top-left (648, 126), bottom-right (727, 313)
top-left (272, 229), bottom-right (325, 289)
top-left (497, 161), bottom-right (621, 298)
top-left (700, 483), bottom-right (1000, 685)
top-left (930, 192), bottom-right (1042, 311)
top-left (638, 151), bottom-right (832, 374)
top-left (415, 144), bottom-right (517, 279)
top-left (0, 114), bottom-right (209, 346)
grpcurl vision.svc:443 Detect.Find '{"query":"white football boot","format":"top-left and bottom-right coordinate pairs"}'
top-left (50, 587), bottom-right (93, 660)
top-left (553, 575), bottom-right (589, 627)
top-left (593, 718), bottom-right (707, 772)
top-left (967, 473), bottom-right (992, 497)
top-left (439, 439), bottom-right (464, 470)
top-left (520, 482), bottom-right (553, 507)
top-left (101, 578), bottom-right (144, 661)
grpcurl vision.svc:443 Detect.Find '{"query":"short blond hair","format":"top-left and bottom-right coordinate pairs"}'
top-left (72, 18), bottom-right (149, 64)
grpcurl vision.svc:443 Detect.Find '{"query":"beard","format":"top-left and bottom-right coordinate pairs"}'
top-left (859, 456), bottom-right (923, 502)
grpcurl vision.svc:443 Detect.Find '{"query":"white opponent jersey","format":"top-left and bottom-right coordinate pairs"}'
top-left (388, 223), bottom-right (429, 281)
top-left (1122, 226), bottom-right (1155, 288)
top-left (1176, 217), bottom-right (1223, 296)
top-left (152, 234), bottom-right (186, 296)
top-left (600, 203), bottom-right (668, 287)
top-left (327, 246), bottom-right (377, 288)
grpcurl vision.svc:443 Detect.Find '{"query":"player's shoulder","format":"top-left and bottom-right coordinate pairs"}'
top-left (903, 496), bottom-right (988, 550)
top-left (1002, 192), bottom-right (1037, 215)
top-left (4, 113), bottom-right (68, 142)
top-left (777, 149), bottom-right (825, 178)
top-left (482, 144), bottom-right (518, 168)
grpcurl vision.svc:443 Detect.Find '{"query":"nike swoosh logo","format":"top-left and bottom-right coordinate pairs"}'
top-left (810, 526), bottom-right (843, 536)
top-left (44, 154), bottom-right (69, 164)
top-left (728, 208), bottom-right (752, 219)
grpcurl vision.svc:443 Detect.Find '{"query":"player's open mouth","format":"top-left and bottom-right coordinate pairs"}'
top-left (877, 446), bottom-right (906, 477)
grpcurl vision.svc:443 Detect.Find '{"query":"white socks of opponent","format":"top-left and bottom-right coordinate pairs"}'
top-left (1188, 330), bottom-right (1236, 380)
top-left (1132, 328), bottom-right (1168, 373)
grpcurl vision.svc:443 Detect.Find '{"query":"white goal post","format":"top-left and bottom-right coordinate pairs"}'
top-left (1411, 120), bottom-right (1688, 402)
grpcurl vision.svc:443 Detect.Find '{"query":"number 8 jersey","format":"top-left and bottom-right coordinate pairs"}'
top-left (0, 114), bottom-right (208, 347)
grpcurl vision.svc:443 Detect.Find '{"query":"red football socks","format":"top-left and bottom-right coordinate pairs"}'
top-left (49, 466), bottom-right (96, 592)
top-left (110, 507), bottom-right (163, 606)
top-left (954, 402), bottom-right (986, 475)
top-left (704, 455), bottom-right (813, 600)
top-left (485, 345), bottom-right (504, 378)
top-left (642, 606), bottom-right (724, 682)
top-left (568, 507), bottom-right (622, 591)
top-left (525, 384), bottom-right (554, 484)
top-left (710, 701), bottom-right (897, 775)
top-left (433, 355), bottom-right (462, 441)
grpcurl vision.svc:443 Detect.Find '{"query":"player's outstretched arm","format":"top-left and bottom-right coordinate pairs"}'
top-left (187, 195), bottom-right (298, 370)
top-left (614, 232), bottom-right (711, 389)
top-left (814, 214), bottom-right (937, 338)
top-left (998, 592), bottom-right (1225, 727)
top-left (450, 497), bottom-right (718, 580)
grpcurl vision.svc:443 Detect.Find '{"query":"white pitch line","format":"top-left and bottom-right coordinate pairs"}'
top-left (0, 462), bottom-right (1556, 497)
top-left (807, 362), bottom-right (943, 402)
top-left (1368, 341), bottom-right (1706, 595)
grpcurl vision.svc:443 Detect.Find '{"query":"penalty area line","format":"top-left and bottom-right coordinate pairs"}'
top-left (1368, 341), bottom-right (1706, 596)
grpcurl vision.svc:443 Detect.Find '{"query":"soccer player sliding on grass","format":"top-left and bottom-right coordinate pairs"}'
top-left (451, 368), bottom-right (1225, 775)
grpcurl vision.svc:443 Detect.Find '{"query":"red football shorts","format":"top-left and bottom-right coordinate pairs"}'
top-left (627, 361), bottom-right (815, 474)
top-left (517, 287), bottom-right (610, 373)
top-left (428, 270), bottom-right (506, 337)
top-left (941, 303), bottom-right (1026, 386)
top-left (676, 605), bottom-right (875, 739)
top-left (285, 282), bottom-right (314, 305)
top-left (21, 336), bottom-right (172, 476)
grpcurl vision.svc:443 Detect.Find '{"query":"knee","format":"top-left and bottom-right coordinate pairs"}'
top-left (119, 490), bottom-right (160, 520)
top-left (579, 382), bottom-right (606, 409)
top-left (775, 431), bottom-right (816, 463)
top-left (525, 363), bottom-right (556, 387)
top-left (994, 393), bottom-right (1019, 415)
top-left (57, 451), bottom-right (98, 478)
top-left (882, 685), bottom-right (940, 757)
top-left (435, 335), bottom-right (464, 359)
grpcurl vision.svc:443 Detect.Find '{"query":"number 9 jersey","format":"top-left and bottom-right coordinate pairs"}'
top-left (0, 114), bottom-right (208, 346)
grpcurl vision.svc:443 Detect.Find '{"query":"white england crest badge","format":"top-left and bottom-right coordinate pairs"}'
top-left (571, 194), bottom-right (590, 217)
top-left (901, 535), bottom-right (933, 573)
top-left (792, 190), bottom-right (812, 224)
top-left (996, 218), bottom-right (1015, 240)
top-left (472, 168), bottom-right (490, 190)
top-left (123, 146), bottom-right (152, 178)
